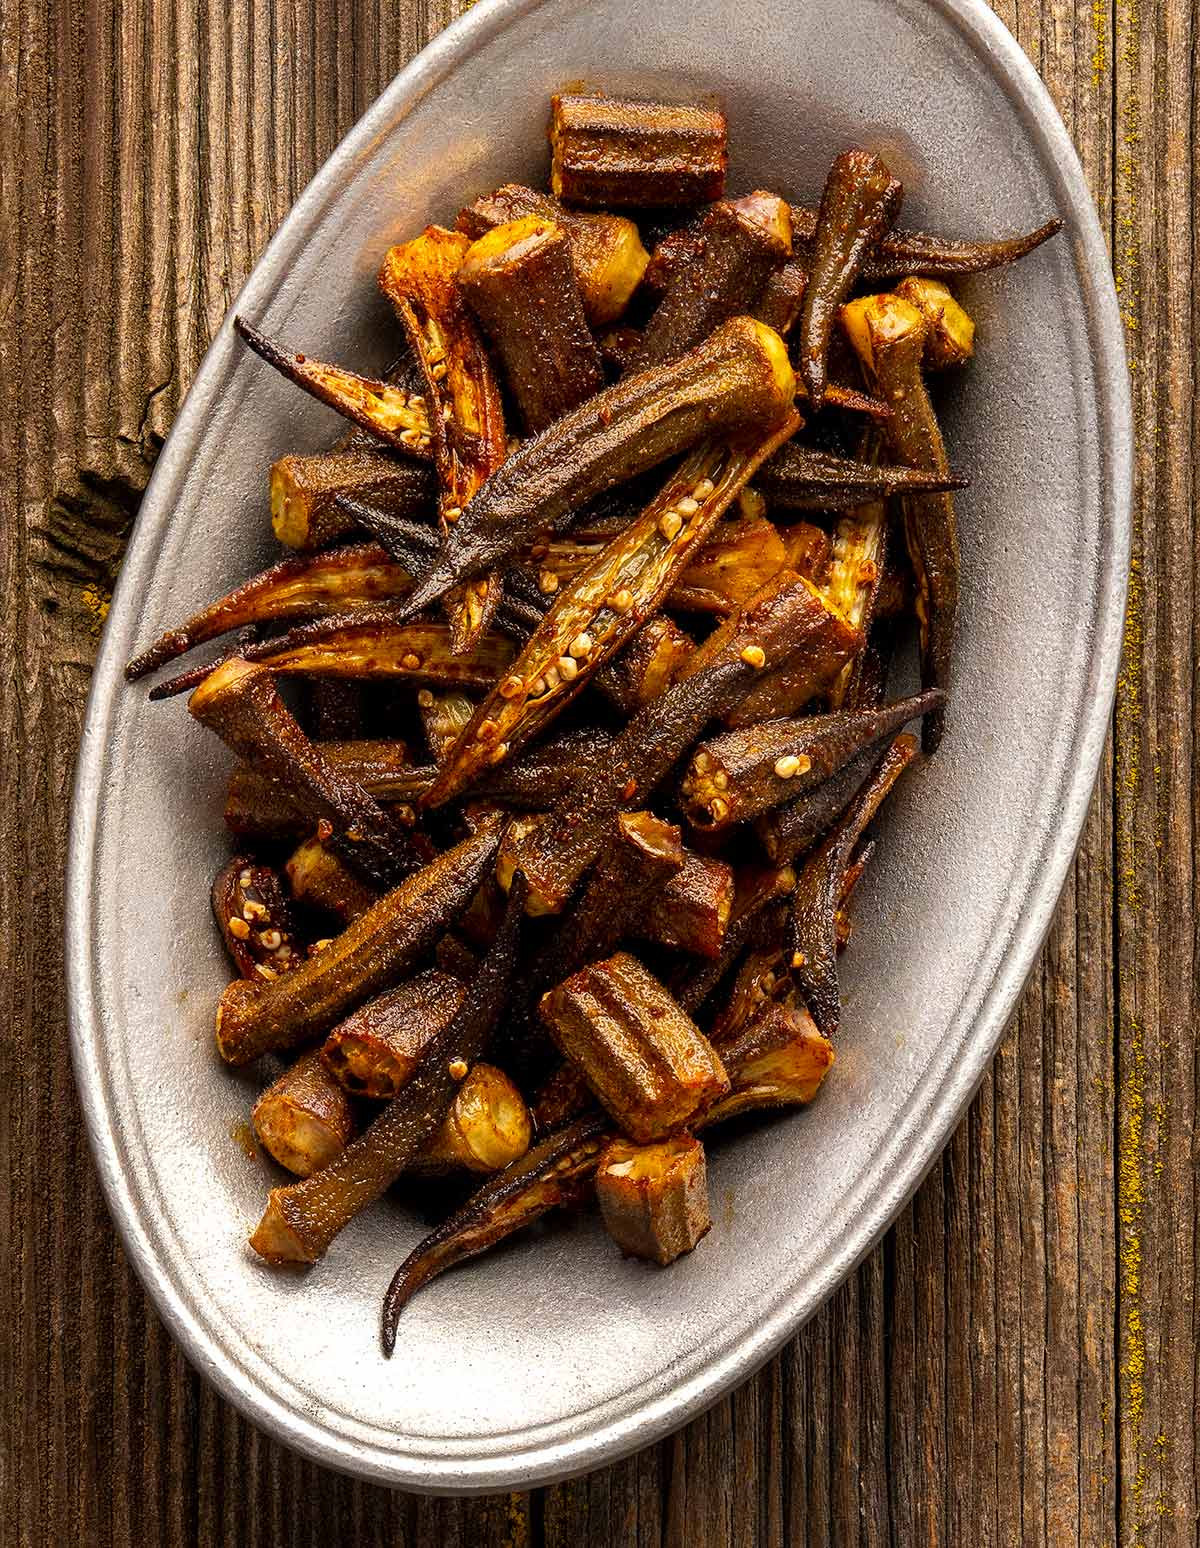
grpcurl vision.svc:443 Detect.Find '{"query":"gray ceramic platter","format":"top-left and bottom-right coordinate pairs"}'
top-left (66, 0), bottom-right (1131, 1494)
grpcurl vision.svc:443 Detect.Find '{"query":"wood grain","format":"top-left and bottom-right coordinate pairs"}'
top-left (1, 0), bottom-right (1192, 1541)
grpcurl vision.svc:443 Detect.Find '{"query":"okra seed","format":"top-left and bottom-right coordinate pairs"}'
top-left (228, 916), bottom-right (251, 941)
top-left (538, 571), bottom-right (560, 594)
top-left (499, 675), bottom-right (524, 700)
top-left (255, 963), bottom-right (277, 981)
top-left (712, 771), bottom-right (729, 791)
top-left (775, 754), bottom-right (802, 779)
top-left (544, 667), bottom-right (561, 690)
top-left (658, 511), bottom-right (683, 541)
top-left (710, 797), bottom-right (731, 822)
top-left (313, 938), bottom-right (333, 953)
top-left (409, 394), bottom-right (425, 408)
top-left (568, 632), bottom-right (593, 658)
top-left (238, 869), bottom-right (252, 886)
top-left (243, 899), bottom-right (268, 921)
top-left (417, 689), bottom-right (435, 707)
top-left (693, 751), bottom-right (713, 773)
top-left (676, 496), bottom-right (700, 516)
top-left (431, 361), bottom-right (448, 381)
top-left (558, 655), bottom-right (579, 680)
top-left (477, 718), bottom-right (500, 741)
top-left (694, 478), bottom-right (716, 498)
top-left (740, 645), bottom-right (767, 669)
top-left (791, 951), bottom-right (806, 968)
top-left (444, 505), bottom-right (462, 523)
top-left (448, 1058), bottom-right (469, 1080)
top-left (260, 929), bottom-right (282, 950)
top-left (762, 970), bottom-right (777, 992)
top-left (777, 867), bottom-right (797, 893)
top-left (531, 677), bottom-right (547, 697)
top-left (610, 588), bottom-right (634, 613)
top-left (401, 652), bottom-right (422, 671)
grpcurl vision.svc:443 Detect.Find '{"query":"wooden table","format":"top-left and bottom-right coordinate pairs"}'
top-left (3, 0), bottom-right (1194, 1541)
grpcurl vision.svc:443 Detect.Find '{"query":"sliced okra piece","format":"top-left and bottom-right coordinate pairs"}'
top-left (797, 150), bottom-right (904, 410)
top-left (409, 1063), bottom-right (533, 1175)
top-left (635, 195), bottom-right (791, 369)
top-left (456, 183), bottom-right (649, 326)
top-left (125, 542), bottom-right (413, 681)
top-left (594, 616), bottom-right (694, 714)
top-left (270, 448), bottom-right (436, 552)
top-left (190, 658), bottom-right (417, 890)
top-left (457, 216), bottom-right (605, 433)
top-left (248, 868), bottom-right (525, 1262)
top-left (321, 968), bottom-right (467, 1097)
top-left (788, 734), bottom-right (918, 1036)
top-left (378, 226), bottom-right (509, 651)
top-left (549, 93), bottom-right (727, 208)
top-left (252, 1049), bottom-right (357, 1178)
top-left (212, 857), bottom-right (305, 980)
top-left (417, 688), bottom-right (478, 765)
top-left (681, 689), bottom-right (943, 830)
top-left (635, 851), bottom-right (734, 959)
top-left (213, 814), bottom-right (504, 1066)
top-left (422, 412), bottom-right (798, 807)
top-left (234, 319), bottom-right (432, 455)
top-left (893, 276), bottom-right (976, 369)
top-left (780, 521), bottom-right (832, 586)
top-left (285, 834), bottom-right (382, 925)
top-left (706, 1000), bottom-right (835, 1120)
top-left (395, 316), bottom-right (798, 617)
top-left (842, 292), bottom-right (959, 749)
top-left (538, 951), bottom-right (730, 1144)
top-left (596, 1133), bottom-right (711, 1265)
top-left (667, 511), bottom-right (789, 614)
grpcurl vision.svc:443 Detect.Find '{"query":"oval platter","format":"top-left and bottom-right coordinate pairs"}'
top-left (66, 0), bottom-right (1131, 1493)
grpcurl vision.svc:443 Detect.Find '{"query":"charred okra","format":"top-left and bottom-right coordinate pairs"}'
top-left (285, 835), bottom-right (381, 924)
top-left (681, 690), bottom-right (943, 830)
top-left (423, 413), bottom-right (797, 805)
top-left (234, 319), bottom-right (432, 455)
top-left (226, 739), bottom-right (420, 842)
top-left (190, 658), bottom-right (417, 889)
top-left (249, 870), bottom-right (526, 1262)
top-left (636, 196), bottom-right (791, 368)
top-left (549, 93), bottom-right (727, 208)
top-left (842, 292), bottom-right (960, 749)
top-left (396, 316), bottom-right (798, 618)
top-left (212, 857), bottom-right (305, 980)
top-left (788, 735), bottom-right (917, 1036)
top-left (456, 184), bottom-right (649, 326)
top-left (595, 1134), bottom-right (711, 1265)
top-left (789, 205), bottom-right (1062, 281)
top-left (458, 217), bottom-right (605, 433)
top-left (539, 952), bottom-right (730, 1144)
top-left (757, 440), bottom-right (967, 513)
top-left (798, 150), bottom-right (904, 410)
top-left (252, 1049), bottom-right (357, 1178)
top-left (378, 226), bottom-right (509, 649)
top-left (214, 814), bottom-right (504, 1066)
top-left (126, 543), bottom-right (414, 681)
top-left (322, 969), bottom-right (467, 1097)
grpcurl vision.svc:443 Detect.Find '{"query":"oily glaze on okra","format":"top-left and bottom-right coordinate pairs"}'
top-left (394, 317), bottom-right (798, 620)
top-left (681, 689), bottom-right (944, 830)
top-left (500, 570), bottom-right (862, 914)
top-left (458, 217), bottom-right (605, 433)
top-left (842, 292), bottom-right (960, 750)
top-left (635, 196), bottom-right (792, 369)
top-left (798, 150), bottom-right (904, 410)
top-left (666, 512), bottom-right (789, 614)
top-left (248, 872), bottom-right (527, 1264)
top-left (212, 857), bottom-right (305, 980)
top-left (788, 735), bottom-right (918, 1037)
top-left (549, 93), bottom-right (727, 208)
top-left (234, 319), bottom-right (433, 455)
top-left (456, 184), bottom-right (650, 326)
top-left (125, 543), bottom-right (414, 681)
top-left (225, 740), bottom-right (418, 842)
top-left (756, 440), bottom-right (968, 513)
top-left (214, 814), bottom-right (504, 1067)
top-left (378, 226), bottom-right (510, 650)
top-left (423, 413), bottom-right (798, 806)
top-left (190, 658), bottom-right (418, 890)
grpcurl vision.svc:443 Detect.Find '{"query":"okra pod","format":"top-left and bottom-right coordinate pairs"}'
top-left (212, 857), bottom-right (305, 980)
top-left (636, 851), bottom-right (734, 959)
top-left (271, 448), bottom-right (435, 552)
top-left (423, 413), bottom-right (798, 806)
top-left (842, 292), bottom-right (959, 749)
top-left (248, 867), bottom-right (525, 1262)
top-left (190, 658), bottom-right (417, 889)
top-left (667, 512), bottom-right (789, 614)
top-left (285, 834), bottom-right (381, 925)
top-left (410, 1063), bottom-right (532, 1175)
top-left (788, 734), bottom-right (917, 1035)
top-left (214, 814), bottom-right (504, 1066)
top-left (594, 616), bottom-right (694, 713)
top-left (753, 261), bottom-right (808, 336)
top-left (798, 150), bottom-right (904, 410)
top-left (234, 319), bottom-right (433, 455)
top-left (226, 739), bottom-right (421, 842)
top-left (757, 441), bottom-right (967, 513)
top-left (252, 1049), bottom-right (357, 1178)
top-left (789, 205), bottom-right (1062, 281)
top-left (681, 689), bottom-right (943, 830)
top-left (395, 316), bottom-right (798, 617)
top-left (538, 952), bottom-right (730, 1144)
top-left (549, 93), bottom-right (727, 208)
top-left (636, 196), bottom-right (791, 368)
top-left (125, 543), bottom-right (413, 682)
top-left (458, 216), bottom-right (605, 433)
top-left (456, 184), bottom-right (649, 326)
top-left (322, 969), bottom-right (467, 1097)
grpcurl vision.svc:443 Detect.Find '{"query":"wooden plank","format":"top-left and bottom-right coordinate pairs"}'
top-left (1, 0), bottom-right (1190, 1541)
